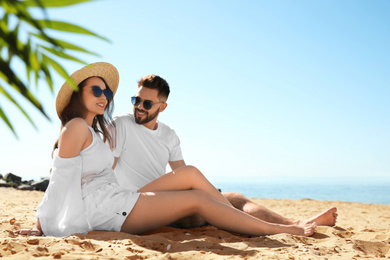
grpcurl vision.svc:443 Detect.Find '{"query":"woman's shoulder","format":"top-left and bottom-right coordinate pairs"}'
top-left (61, 118), bottom-right (91, 140)
top-left (64, 118), bottom-right (90, 130)
top-left (58, 118), bottom-right (91, 158)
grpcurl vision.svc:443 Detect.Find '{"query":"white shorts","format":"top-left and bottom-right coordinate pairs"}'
top-left (83, 182), bottom-right (140, 232)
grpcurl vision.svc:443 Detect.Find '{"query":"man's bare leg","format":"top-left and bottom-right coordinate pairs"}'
top-left (223, 192), bottom-right (338, 227)
top-left (169, 192), bottom-right (337, 228)
top-left (299, 207), bottom-right (338, 227)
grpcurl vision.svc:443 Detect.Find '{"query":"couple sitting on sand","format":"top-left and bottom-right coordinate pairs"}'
top-left (16, 62), bottom-right (337, 238)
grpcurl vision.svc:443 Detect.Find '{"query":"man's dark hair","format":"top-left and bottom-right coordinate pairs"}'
top-left (138, 74), bottom-right (170, 100)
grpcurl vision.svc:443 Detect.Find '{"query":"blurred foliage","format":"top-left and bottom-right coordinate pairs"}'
top-left (0, 0), bottom-right (109, 137)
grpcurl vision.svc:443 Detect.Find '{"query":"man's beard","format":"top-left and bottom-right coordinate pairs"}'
top-left (134, 108), bottom-right (160, 125)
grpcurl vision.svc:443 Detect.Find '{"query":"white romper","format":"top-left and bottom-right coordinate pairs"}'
top-left (81, 126), bottom-right (140, 232)
top-left (36, 126), bottom-right (140, 237)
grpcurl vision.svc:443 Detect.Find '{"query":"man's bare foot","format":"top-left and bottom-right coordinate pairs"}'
top-left (300, 207), bottom-right (338, 227)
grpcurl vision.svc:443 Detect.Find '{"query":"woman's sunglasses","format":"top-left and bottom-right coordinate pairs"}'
top-left (131, 96), bottom-right (165, 110)
top-left (91, 86), bottom-right (113, 100)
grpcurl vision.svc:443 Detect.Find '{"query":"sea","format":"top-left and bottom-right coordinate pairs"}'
top-left (208, 176), bottom-right (390, 205)
top-left (20, 174), bottom-right (389, 205)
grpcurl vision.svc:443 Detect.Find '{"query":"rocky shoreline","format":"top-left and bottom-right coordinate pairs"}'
top-left (0, 173), bottom-right (49, 191)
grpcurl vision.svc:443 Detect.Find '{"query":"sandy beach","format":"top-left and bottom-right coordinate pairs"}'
top-left (1, 187), bottom-right (389, 259)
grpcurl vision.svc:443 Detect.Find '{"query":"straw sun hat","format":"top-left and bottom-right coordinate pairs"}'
top-left (55, 62), bottom-right (119, 118)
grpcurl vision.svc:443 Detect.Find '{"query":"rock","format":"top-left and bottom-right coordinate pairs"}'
top-left (1, 174), bottom-right (50, 191)
top-left (3, 173), bottom-right (22, 185)
top-left (17, 184), bottom-right (35, 190)
top-left (22, 180), bottom-right (34, 185)
top-left (0, 179), bottom-right (12, 188)
top-left (16, 177), bottom-right (50, 191)
top-left (31, 177), bottom-right (50, 191)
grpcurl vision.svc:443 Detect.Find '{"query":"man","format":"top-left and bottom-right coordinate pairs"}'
top-left (112, 74), bottom-right (337, 228)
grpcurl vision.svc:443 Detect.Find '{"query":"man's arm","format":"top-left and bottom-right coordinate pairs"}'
top-left (168, 160), bottom-right (186, 171)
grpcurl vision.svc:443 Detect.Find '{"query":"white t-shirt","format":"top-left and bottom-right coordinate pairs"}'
top-left (112, 113), bottom-right (183, 190)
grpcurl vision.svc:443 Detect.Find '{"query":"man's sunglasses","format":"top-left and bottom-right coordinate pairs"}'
top-left (91, 86), bottom-right (113, 100)
top-left (131, 96), bottom-right (164, 110)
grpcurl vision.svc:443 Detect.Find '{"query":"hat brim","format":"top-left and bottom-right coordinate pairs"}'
top-left (56, 62), bottom-right (119, 118)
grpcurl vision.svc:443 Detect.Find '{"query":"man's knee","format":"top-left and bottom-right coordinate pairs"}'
top-left (222, 191), bottom-right (248, 201)
top-left (222, 192), bottom-right (251, 210)
top-left (171, 215), bottom-right (207, 229)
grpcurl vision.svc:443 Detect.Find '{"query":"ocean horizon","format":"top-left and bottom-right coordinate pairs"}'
top-left (208, 176), bottom-right (390, 205)
top-left (8, 174), bottom-right (389, 205)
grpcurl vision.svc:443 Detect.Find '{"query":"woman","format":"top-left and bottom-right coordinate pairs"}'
top-left (15, 62), bottom-right (316, 237)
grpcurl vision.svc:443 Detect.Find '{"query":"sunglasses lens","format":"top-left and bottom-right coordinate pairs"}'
top-left (104, 89), bottom-right (113, 100)
top-left (131, 97), bottom-right (159, 110)
top-left (131, 96), bottom-right (141, 106)
top-left (143, 101), bottom-right (153, 110)
top-left (92, 86), bottom-right (103, 97)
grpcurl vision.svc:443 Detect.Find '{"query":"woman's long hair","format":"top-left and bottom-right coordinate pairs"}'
top-left (52, 77), bottom-right (115, 155)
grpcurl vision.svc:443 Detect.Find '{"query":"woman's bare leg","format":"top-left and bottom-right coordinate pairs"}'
top-left (121, 190), bottom-right (316, 237)
top-left (138, 166), bottom-right (232, 206)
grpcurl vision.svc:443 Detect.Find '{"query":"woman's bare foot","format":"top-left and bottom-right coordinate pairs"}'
top-left (303, 222), bottom-right (317, 236)
top-left (286, 222), bottom-right (317, 236)
top-left (300, 207), bottom-right (338, 227)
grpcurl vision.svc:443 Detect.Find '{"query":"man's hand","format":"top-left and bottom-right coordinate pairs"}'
top-left (168, 160), bottom-right (186, 171)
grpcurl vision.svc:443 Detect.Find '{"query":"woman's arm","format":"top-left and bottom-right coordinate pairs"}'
top-left (15, 118), bottom-right (91, 237)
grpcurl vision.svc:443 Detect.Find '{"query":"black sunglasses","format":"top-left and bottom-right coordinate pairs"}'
top-left (131, 96), bottom-right (164, 110)
top-left (91, 86), bottom-right (113, 100)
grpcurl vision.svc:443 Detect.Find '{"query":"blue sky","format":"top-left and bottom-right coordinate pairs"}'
top-left (1, 0), bottom-right (389, 181)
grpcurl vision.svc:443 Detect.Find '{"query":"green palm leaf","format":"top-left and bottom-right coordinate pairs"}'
top-left (42, 54), bottom-right (78, 91)
top-left (1, 0), bottom-right (109, 137)
top-left (40, 62), bottom-right (54, 92)
top-left (0, 106), bottom-right (16, 137)
top-left (23, 0), bottom-right (94, 8)
top-left (36, 20), bottom-right (110, 42)
top-left (40, 45), bottom-right (87, 64)
top-left (0, 86), bottom-right (37, 129)
top-left (0, 59), bottom-right (49, 119)
top-left (31, 33), bottom-right (99, 56)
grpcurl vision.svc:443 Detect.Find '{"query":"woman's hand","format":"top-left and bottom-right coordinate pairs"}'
top-left (15, 218), bottom-right (43, 236)
top-left (14, 228), bottom-right (43, 236)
